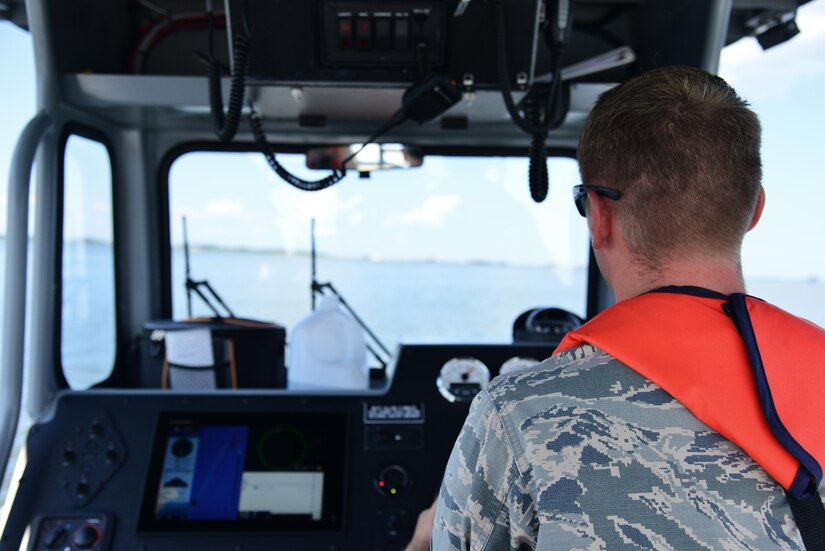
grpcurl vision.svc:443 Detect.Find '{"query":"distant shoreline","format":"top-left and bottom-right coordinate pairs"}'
top-left (0, 235), bottom-right (585, 271)
top-left (0, 236), bottom-right (820, 283)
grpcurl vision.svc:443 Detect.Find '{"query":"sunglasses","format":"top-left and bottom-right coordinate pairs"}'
top-left (573, 184), bottom-right (622, 217)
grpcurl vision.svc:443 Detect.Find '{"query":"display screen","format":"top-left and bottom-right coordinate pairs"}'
top-left (139, 412), bottom-right (348, 532)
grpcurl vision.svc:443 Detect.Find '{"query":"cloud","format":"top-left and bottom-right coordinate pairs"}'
top-left (386, 194), bottom-right (462, 227)
top-left (267, 186), bottom-right (332, 252)
top-left (264, 184), bottom-right (367, 253)
top-left (205, 199), bottom-right (245, 217)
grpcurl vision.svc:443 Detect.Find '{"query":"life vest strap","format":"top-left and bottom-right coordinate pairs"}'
top-left (724, 293), bottom-right (822, 499)
top-left (786, 489), bottom-right (825, 551)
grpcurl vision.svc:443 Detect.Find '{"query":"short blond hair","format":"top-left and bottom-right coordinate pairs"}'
top-left (577, 66), bottom-right (762, 268)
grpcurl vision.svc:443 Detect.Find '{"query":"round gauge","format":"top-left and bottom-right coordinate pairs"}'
top-left (437, 357), bottom-right (490, 403)
top-left (500, 356), bottom-right (540, 376)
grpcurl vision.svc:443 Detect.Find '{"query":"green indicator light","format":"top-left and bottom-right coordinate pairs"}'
top-left (390, 488), bottom-right (397, 495)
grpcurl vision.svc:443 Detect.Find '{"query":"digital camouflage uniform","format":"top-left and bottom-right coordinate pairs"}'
top-left (432, 344), bottom-right (814, 550)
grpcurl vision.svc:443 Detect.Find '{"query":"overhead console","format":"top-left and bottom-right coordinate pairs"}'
top-left (1, 342), bottom-right (556, 551)
top-left (46, 0), bottom-right (774, 151)
top-left (46, 0), bottom-right (740, 86)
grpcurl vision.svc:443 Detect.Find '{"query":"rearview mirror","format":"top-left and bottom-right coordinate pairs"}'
top-left (306, 144), bottom-right (423, 172)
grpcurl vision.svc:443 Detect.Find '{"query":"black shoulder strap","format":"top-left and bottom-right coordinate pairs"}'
top-left (786, 490), bottom-right (825, 551)
top-left (724, 293), bottom-right (825, 549)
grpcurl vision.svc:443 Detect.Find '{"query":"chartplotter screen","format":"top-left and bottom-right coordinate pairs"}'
top-left (138, 411), bottom-right (348, 532)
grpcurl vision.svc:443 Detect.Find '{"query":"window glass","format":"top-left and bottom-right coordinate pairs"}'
top-left (720, 1), bottom-right (825, 327)
top-left (169, 153), bottom-right (590, 352)
top-left (62, 135), bottom-right (116, 388)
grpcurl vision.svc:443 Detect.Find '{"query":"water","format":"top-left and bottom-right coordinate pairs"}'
top-left (2, 239), bottom-right (825, 389)
top-left (171, 247), bottom-right (589, 354)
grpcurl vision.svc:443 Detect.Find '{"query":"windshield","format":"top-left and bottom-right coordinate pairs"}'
top-left (168, 154), bottom-right (590, 351)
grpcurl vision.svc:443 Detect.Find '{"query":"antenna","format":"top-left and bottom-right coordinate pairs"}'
top-left (183, 216), bottom-right (193, 318)
top-left (181, 215), bottom-right (237, 319)
top-left (311, 218), bottom-right (317, 311)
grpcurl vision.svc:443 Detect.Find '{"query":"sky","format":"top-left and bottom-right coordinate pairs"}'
top-left (169, 153), bottom-right (589, 269)
top-left (1, 1), bottom-right (825, 280)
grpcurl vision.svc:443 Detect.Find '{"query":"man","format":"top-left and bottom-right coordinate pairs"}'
top-left (424, 66), bottom-right (825, 549)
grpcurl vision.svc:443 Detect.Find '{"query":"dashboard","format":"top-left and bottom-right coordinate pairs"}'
top-left (1, 343), bottom-right (556, 551)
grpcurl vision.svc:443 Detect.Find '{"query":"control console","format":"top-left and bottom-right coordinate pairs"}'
top-left (1, 343), bottom-right (556, 550)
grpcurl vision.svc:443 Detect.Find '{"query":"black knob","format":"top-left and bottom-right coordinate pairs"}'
top-left (375, 465), bottom-right (410, 496)
top-left (75, 481), bottom-right (90, 499)
top-left (42, 526), bottom-right (68, 549)
top-left (61, 448), bottom-right (77, 466)
top-left (72, 525), bottom-right (99, 549)
top-left (89, 421), bottom-right (104, 438)
top-left (105, 446), bottom-right (118, 463)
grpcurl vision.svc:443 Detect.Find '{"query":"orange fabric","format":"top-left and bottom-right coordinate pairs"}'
top-left (553, 292), bottom-right (825, 491)
top-left (745, 299), bottom-right (825, 481)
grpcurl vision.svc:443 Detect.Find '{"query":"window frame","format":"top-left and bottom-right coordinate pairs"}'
top-left (158, 143), bottom-right (602, 334)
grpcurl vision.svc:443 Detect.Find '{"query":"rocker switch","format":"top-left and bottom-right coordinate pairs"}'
top-left (375, 18), bottom-right (392, 51)
top-left (394, 18), bottom-right (410, 50)
top-left (356, 18), bottom-right (372, 50)
top-left (337, 18), bottom-right (353, 50)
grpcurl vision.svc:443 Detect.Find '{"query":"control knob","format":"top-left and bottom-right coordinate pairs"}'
top-left (42, 526), bottom-right (68, 549)
top-left (61, 448), bottom-right (77, 466)
top-left (72, 525), bottom-right (100, 549)
top-left (375, 465), bottom-right (411, 496)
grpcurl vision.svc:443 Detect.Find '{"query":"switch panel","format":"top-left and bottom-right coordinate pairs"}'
top-left (321, 2), bottom-right (445, 67)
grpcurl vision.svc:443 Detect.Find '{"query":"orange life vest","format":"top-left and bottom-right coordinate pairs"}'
top-left (553, 287), bottom-right (825, 498)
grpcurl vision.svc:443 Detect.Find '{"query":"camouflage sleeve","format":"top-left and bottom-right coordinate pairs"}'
top-left (431, 390), bottom-right (538, 550)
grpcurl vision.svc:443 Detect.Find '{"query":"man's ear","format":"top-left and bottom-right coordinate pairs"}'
top-left (588, 192), bottom-right (613, 249)
top-left (747, 186), bottom-right (766, 231)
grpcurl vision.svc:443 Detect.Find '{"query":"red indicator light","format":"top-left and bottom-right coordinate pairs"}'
top-left (358, 21), bottom-right (370, 33)
top-left (378, 480), bottom-right (385, 487)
